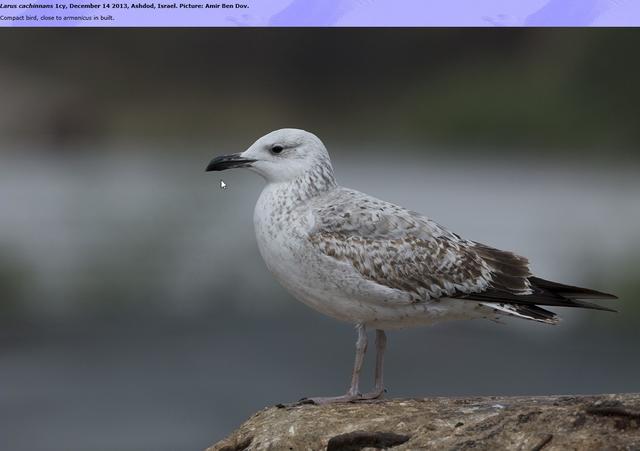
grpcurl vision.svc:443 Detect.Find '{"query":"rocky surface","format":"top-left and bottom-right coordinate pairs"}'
top-left (207, 393), bottom-right (640, 451)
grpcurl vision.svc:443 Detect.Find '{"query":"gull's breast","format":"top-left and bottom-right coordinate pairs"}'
top-left (253, 189), bottom-right (341, 315)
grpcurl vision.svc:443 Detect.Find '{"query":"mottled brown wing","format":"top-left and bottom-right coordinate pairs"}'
top-left (309, 230), bottom-right (494, 301)
top-left (308, 189), bottom-right (532, 301)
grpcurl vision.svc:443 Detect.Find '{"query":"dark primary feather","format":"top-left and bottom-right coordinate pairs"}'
top-left (529, 276), bottom-right (618, 300)
top-left (462, 243), bottom-right (617, 313)
top-left (463, 285), bottom-right (617, 312)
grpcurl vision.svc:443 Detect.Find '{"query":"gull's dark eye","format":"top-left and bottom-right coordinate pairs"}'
top-left (271, 145), bottom-right (284, 154)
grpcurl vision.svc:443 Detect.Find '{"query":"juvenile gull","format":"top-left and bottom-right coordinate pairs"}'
top-left (206, 128), bottom-right (617, 404)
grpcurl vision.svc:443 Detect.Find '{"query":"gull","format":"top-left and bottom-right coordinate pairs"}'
top-left (206, 128), bottom-right (617, 404)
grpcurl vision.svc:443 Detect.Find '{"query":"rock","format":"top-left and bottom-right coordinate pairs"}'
top-left (207, 393), bottom-right (640, 450)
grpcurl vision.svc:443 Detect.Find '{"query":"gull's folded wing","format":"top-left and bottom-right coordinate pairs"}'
top-left (309, 188), bottom-right (616, 314)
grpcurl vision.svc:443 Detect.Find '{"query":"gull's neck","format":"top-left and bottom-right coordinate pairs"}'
top-left (266, 160), bottom-right (338, 210)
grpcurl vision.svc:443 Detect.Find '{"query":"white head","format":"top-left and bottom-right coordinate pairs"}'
top-left (206, 129), bottom-right (335, 185)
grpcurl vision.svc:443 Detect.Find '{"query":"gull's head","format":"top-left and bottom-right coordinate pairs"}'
top-left (206, 129), bottom-right (334, 184)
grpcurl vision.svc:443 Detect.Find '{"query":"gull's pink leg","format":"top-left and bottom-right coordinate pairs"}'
top-left (302, 323), bottom-right (368, 405)
top-left (361, 329), bottom-right (387, 400)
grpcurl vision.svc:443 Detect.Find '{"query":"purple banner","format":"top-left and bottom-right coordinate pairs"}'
top-left (1, 0), bottom-right (639, 27)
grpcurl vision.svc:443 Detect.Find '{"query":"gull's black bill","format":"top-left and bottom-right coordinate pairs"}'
top-left (206, 153), bottom-right (257, 172)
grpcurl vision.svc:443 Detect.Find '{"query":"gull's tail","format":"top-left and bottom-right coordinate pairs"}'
top-left (469, 276), bottom-right (617, 325)
top-left (481, 301), bottom-right (561, 324)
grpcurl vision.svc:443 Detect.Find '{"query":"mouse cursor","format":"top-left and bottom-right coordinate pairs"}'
top-left (220, 180), bottom-right (227, 190)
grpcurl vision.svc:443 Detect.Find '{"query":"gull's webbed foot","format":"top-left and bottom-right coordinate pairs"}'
top-left (359, 387), bottom-right (386, 401)
top-left (298, 394), bottom-right (358, 405)
top-left (298, 390), bottom-right (385, 405)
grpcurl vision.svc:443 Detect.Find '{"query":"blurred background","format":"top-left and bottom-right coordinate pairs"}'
top-left (1, 29), bottom-right (639, 451)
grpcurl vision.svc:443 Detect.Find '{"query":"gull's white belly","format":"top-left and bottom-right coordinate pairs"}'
top-left (253, 187), bottom-right (483, 329)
